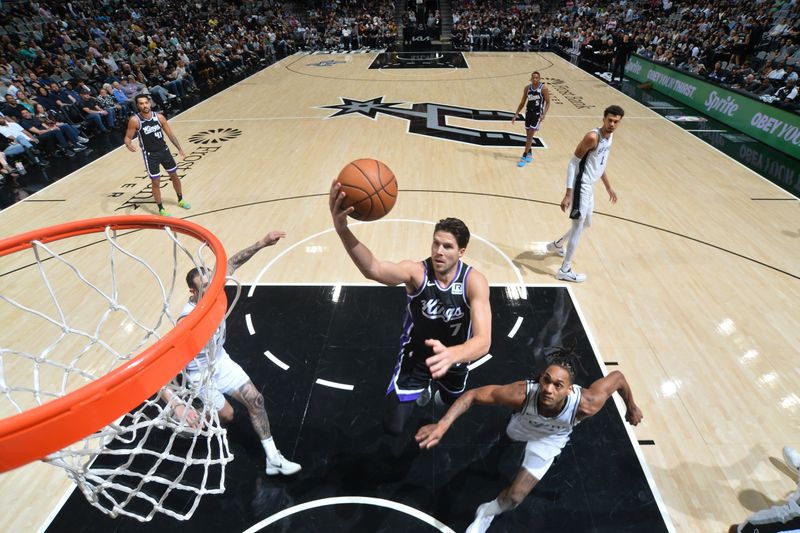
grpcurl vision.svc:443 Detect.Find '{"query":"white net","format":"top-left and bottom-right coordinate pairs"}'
top-left (0, 221), bottom-right (236, 521)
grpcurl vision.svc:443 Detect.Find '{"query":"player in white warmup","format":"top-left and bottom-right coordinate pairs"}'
top-left (547, 105), bottom-right (624, 282)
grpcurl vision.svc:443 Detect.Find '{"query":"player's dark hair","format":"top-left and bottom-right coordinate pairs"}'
top-left (435, 218), bottom-right (470, 248)
top-left (185, 267), bottom-right (207, 289)
top-left (604, 104), bottom-right (625, 118)
top-left (540, 345), bottom-right (586, 384)
top-left (532, 70), bottom-right (540, 76)
top-left (135, 93), bottom-right (150, 104)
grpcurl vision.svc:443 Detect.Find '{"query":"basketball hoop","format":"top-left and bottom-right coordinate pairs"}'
top-left (0, 215), bottom-right (236, 520)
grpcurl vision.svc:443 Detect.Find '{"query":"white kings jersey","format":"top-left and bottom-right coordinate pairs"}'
top-left (506, 380), bottom-right (583, 460)
top-left (179, 301), bottom-right (227, 374)
top-left (577, 127), bottom-right (613, 189)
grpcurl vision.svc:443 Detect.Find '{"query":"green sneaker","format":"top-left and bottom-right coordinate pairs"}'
top-left (159, 208), bottom-right (172, 217)
top-left (178, 199), bottom-right (191, 209)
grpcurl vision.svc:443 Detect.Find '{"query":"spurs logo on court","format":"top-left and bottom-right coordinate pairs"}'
top-left (308, 59), bottom-right (346, 67)
top-left (421, 299), bottom-right (464, 322)
top-left (188, 128), bottom-right (243, 145)
top-left (321, 96), bottom-right (545, 148)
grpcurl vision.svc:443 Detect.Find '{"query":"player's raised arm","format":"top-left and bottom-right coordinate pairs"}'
top-left (227, 230), bottom-right (286, 276)
top-left (416, 381), bottom-right (527, 449)
top-left (329, 179), bottom-right (421, 288)
top-left (577, 370), bottom-right (642, 425)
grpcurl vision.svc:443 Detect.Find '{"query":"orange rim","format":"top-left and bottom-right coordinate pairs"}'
top-left (0, 215), bottom-right (228, 472)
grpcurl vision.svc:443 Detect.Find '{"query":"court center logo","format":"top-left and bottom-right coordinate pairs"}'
top-left (321, 96), bottom-right (544, 148)
top-left (188, 127), bottom-right (243, 145)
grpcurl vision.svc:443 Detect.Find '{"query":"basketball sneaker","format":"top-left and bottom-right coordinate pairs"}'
top-left (524, 153), bottom-right (533, 163)
top-left (159, 208), bottom-right (171, 217)
top-left (178, 199), bottom-right (191, 209)
top-left (556, 268), bottom-right (586, 283)
top-left (266, 451), bottom-right (302, 476)
top-left (546, 241), bottom-right (565, 257)
top-left (783, 446), bottom-right (800, 472)
top-left (465, 503), bottom-right (496, 533)
top-left (517, 157), bottom-right (526, 167)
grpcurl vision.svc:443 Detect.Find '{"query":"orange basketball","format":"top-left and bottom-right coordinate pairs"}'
top-left (337, 159), bottom-right (398, 221)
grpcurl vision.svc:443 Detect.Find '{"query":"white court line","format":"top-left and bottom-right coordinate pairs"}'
top-left (508, 316), bottom-right (524, 338)
top-left (37, 484), bottom-right (77, 533)
top-left (264, 350), bottom-right (290, 371)
top-left (242, 496), bottom-right (455, 533)
top-left (245, 313), bottom-right (255, 335)
top-left (315, 378), bottom-right (354, 391)
top-left (647, 106), bottom-right (683, 109)
top-left (247, 219), bottom-right (526, 298)
top-left (683, 129), bottom-right (727, 133)
top-left (565, 284), bottom-right (677, 533)
top-left (467, 353), bottom-right (492, 371)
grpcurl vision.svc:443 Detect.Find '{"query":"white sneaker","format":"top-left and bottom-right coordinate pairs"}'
top-left (546, 241), bottom-right (565, 257)
top-left (465, 503), bottom-right (495, 533)
top-left (556, 268), bottom-right (586, 283)
top-left (783, 446), bottom-right (800, 472)
top-left (266, 451), bottom-right (301, 475)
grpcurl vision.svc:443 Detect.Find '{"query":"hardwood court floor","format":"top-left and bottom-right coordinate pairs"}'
top-left (0, 51), bottom-right (798, 532)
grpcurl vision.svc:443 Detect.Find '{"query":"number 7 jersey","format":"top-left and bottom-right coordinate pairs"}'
top-left (400, 258), bottom-right (473, 357)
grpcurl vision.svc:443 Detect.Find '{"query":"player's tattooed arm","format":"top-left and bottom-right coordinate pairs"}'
top-left (227, 231), bottom-right (286, 275)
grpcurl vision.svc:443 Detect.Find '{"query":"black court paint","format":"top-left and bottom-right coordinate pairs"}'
top-left (46, 286), bottom-right (668, 532)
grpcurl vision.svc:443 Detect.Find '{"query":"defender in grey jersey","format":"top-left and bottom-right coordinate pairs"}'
top-left (124, 94), bottom-right (189, 217)
top-left (329, 180), bottom-right (492, 437)
top-left (546, 105), bottom-right (624, 282)
top-left (416, 353), bottom-right (642, 533)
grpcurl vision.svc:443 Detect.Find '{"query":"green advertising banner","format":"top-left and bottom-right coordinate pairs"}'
top-left (625, 55), bottom-right (800, 159)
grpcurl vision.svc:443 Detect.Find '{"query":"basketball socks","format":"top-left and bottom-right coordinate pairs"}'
top-left (157, 203), bottom-right (164, 211)
top-left (261, 436), bottom-right (278, 460)
top-left (177, 194), bottom-right (183, 202)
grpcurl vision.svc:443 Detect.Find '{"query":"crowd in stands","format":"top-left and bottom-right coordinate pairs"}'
top-left (0, 0), bottom-right (797, 206)
top-left (295, 0), bottom-right (397, 50)
top-left (450, 0), bottom-right (799, 111)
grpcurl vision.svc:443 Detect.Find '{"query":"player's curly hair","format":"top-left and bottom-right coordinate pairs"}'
top-left (540, 345), bottom-right (586, 384)
top-left (434, 218), bottom-right (470, 249)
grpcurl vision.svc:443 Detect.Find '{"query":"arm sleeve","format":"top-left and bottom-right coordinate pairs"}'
top-left (566, 155), bottom-right (581, 189)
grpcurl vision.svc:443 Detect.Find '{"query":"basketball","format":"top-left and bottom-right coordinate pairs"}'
top-left (336, 159), bottom-right (397, 221)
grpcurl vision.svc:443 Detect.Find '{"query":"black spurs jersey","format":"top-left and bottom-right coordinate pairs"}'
top-left (135, 112), bottom-right (168, 153)
top-left (526, 82), bottom-right (545, 116)
top-left (399, 258), bottom-right (473, 357)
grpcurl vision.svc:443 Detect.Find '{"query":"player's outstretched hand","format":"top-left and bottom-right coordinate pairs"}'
top-left (415, 423), bottom-right (445, 449)
top-left (625, 404), bottom-right (643, 426)
top-left (329, 179), bottom-right (353, 231)
top-left (261, 230), bottom-right (286, 247)
top-left (425, 339), bottom-right (456, 379)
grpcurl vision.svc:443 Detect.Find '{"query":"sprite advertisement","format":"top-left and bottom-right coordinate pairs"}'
top-left (625, 55), bottom-right (800, 160)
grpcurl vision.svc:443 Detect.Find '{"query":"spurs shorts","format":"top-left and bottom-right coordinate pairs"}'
top-left (188, 350), bottom-right (249, 410)
top-left (143, 147), bottom-right (178, 178)
top-left (388, 347), bottom-right (469, 402)
top-left (569, 185), bottom-right (594, 227)
top-left (521, 443), bottom-right (556, 480)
